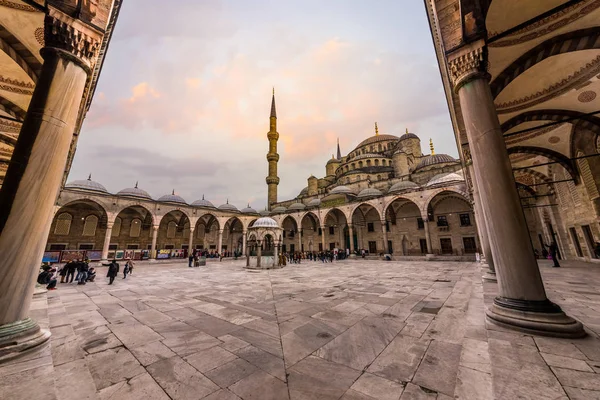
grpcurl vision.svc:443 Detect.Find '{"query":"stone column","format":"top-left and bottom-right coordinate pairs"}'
top-left (348, 224), bottom-right (355, 255)
top-left (423, 214), bottom-right (434, 255)
top-left (449, 42), bottom-right (583, 337)
top-left (188, 228), bottom-right (194, 254)
top-left (274, 240), bottom-right (279, 266)
top-left (321, 225), bottom-right (326, 251)
top-left (0, 8), bottom-right (104, 357)
top-left (217, 229), bottom-right (223, 254)
top-left (256, 240), bottom-right (262, 268)
top-left (468, 164), bottom-right (496, 282)
top-left (101, 223), bottom-right (114, 262)
top-left (242, 230), bottom-right (247, 255)
top-left (150, 226), bottom-right (159, 260)
top-left (298, 229), bottom-right (302, 253)
top-left (381, 220), bottom-right (388, 253)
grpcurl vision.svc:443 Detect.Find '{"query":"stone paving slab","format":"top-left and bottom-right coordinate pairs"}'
top-left (1, 259), bottom-right (600, 399)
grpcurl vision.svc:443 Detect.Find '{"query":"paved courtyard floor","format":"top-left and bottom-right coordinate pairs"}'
top-left (1, 259), bottom-right (600, 400)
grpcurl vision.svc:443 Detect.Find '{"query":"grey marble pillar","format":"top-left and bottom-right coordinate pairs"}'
top-left (242, 230), bottom-right (247, 255)
top-left (423, 215), bottom-right (433, 255)
top-left (469, 165), bottom-right (496, 281)
top-left (348, 224), bottom-right (355, 254)
top-left (450, 43), bottom-right (584, 337)
top-left (381, 220), bottom-right (388, 253)
top-left (321, 225), bottom-right (326, 251)
top-left (101, 223), bottom-right (114, 262)
top-left (298, 229), bottom-right (302, 253)
top-left (150, 226), bottom-right (158, 260)
top-left (217, 229), bottom-right (223, 254)
top-left (188, 228), bottom-right (194, 254)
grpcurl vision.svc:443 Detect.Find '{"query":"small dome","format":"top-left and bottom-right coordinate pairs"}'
top-left (271, 206), bottom-right (287, 214)
top-left (117, 183), bottom-right (152, 200)
top-left (357, 188), bottom-right (383, 198)
top-left (389, 181), bottom-right (419, 193)
top-left (288, 202), bottom-right (306, 211)
top-left (426, 172), bottom-right (465, 187)
top-left (327, 157), bottom-right (341, 165)
top-left (330, 185), bottom-right (355, 195)
top-left (218, 200), bottom-right (238, 212)
top-left (158, 190), bottom-right (187, 204)
top-left (307, 198), bottom-right (321, 207)
top-left (251, 217), bottom-right (279, 228)
top-left (192, 195), bottom-right (215, 208)
top-left (415, 154), bottom-right (457, 170)
top-left (355, 134), bottom-right (398, 149)
top-left (65, 175), bottom-right (108, 194)
top-left (399, 132), bottom-right (419, 141)
top-left (259, 209), bottom-right (271, 216)
top-left (241, 204), bottom-right (258, 214)
top-left (299, 186), bottom-right (308, 196)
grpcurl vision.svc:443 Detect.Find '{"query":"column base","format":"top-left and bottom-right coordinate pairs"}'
top-left (481, 266), bottom-right (497, 282)
top-left (486, 297), bottom-right (585, 339)
top-left (0, 318), bottom-right (51, 362)
top-left (425, 253), bottom-right (435, 260)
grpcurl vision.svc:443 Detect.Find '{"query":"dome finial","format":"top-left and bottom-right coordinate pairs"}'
top-left (172, 189), bottom-right (175, 195)
top-left (247, 203), bottom-right (250, 208)
top-left (87, 173), bottom-right (92, 181)
top-left (226, 198), bottom-right (229, 204)
top-left (429, 138), bottom-right (435, 155)
top-left (202, 194), bottom-right (205, 200)
top-left (135, 181), bottom-right (138, 188)
top-left (272, 87), bottom-right (275, 96)
top-left (375, 122), bottom-right (379, 136)
top-left (406, 128), bottom-right (409, 135)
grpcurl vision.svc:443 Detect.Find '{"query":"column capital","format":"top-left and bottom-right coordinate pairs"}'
top-left (448, 40), bottom-right (489, 93)
top-left (152, 225), bottom-right (159, 231)
top-left (106, 222), bottom-right (113, 229)
top-left (43, 7), bottom-right (103, 73)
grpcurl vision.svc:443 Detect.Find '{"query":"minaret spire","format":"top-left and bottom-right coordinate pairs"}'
top-left (266, 88), bottom-right (280, 210)
top-left (430, 138), bottom-right (435, 155)
top-left (375, 122), bottom-right (379, 136)
top-left (336, 138), bottom-right (341, 160)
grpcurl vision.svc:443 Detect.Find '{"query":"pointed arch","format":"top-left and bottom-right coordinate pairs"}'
top-left (507, 146), bottom-right (578, 184)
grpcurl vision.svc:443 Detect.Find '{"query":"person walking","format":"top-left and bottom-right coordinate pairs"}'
top-left (122, 260), bottom-right (130, 279)
top-left (104, 259), bottom-right (120, 285)
top-left (188, 252), bottom-right (194, 267)
top-left (127, 259), bottom-right (134, 275)
top-left (544, 242), bottom-right (561, 268)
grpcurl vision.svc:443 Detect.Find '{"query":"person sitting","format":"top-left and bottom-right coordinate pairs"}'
top-left (86, 267), bottom-right (97, 282)
top-left (38, 265), bottom-right (57, 290)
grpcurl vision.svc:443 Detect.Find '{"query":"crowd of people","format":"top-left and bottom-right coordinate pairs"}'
top-left (36, 258), bottom-right (136, 290)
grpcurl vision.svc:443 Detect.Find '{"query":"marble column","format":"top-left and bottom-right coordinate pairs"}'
top-left (321, 225), bottom-right (326, 251)
top-left (242, 230), bottom-right (247, 255)
top-left (101, 223), bottom-right (114, 262)
top-left (449, 43), bottom-right (583, 337)
top-left (0, 8), bottom-right (104, 357)
top-left (150, 226), bottom-right (159, 260)
top-left (298, 229), bottom-right (302, 253)
top-left (217, 229), bottom-right (223, 254)
top-left (348, 224), bottom-right (355, 255)
top-left (381, 220), bottom-right (388, 253)
top-left (423, 215), bottom-right (434, 255)
top-left (274, 241), bottom-right (279, 266)
top-left (257, 241), bottom-right (262, 268)
top-left (469, 164), bottom-right (496, 282)
top-left (188, 228), bottom-right (195, 254)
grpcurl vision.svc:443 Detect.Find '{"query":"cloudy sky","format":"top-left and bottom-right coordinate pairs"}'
top-left (70, 0), bottom-right (457, 210)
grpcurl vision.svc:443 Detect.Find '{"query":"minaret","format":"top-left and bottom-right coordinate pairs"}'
top-left (266, 88), bottom-right (280, 209)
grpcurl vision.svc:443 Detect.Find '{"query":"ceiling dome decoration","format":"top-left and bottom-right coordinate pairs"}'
top-left (65, 174), bottom-right (108, 194)
top-left (158, 190), bottom-right (187, 204)
top-left (307, 198), bottom-right (321, 207)
top-left (117, 182), bottom-right (152, 200)
top-left (426, 172), bottom-right (464, 187)
top-left (192, 195), bottom-right (215, 208)
top-left (357, 188), bottom-right (383, 198)
top-left (288, 202), bottom-right (306, 211)
top-left (218, 199), bottom-right (238, 212)
top-left (259, 208), bottom-right (271, 216)
top-left (389, 181), bottom-right (419, 193)
top-left (414, 154), bottom-right (457, 170)
top-left (252, 217), bottom-right (279, 228)
top-left (241, 204), bottom-right (259, 214)
top-left (271, 206), bottom-right (287, 214)
top-left (330, 185), bottom-right (355, 195)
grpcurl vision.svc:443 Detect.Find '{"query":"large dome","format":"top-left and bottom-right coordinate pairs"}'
top-left (65, 175), bottom-right (108, 194)
top-left (288, 202), bottom-right (306, 211)
top-left (241, 204), bottom-right (259, 214)
top-left (158, 191), bottom-right (187, 204)
top-left (330, 185), bottom-right (355, 195)
top-left (192, 195), bottom-right (215, 208)
top-left (117, 183), bottom-right (152, 200)
top-left (389, 181), bottom-right (419, 193)
top-left (251, 217), bottom-right (279, 228)
top-left (414, 154), bottom-right (457, 170)
top-left (218, 200), bottom-right (238, 212)
top-left (355, 134), bottom-right (398, 149)
top-left (298, 186), bottom-right (308, 196)
top-left (357, 188), bottom-right (383, 198)
top-left (426, 172), bottom-right (464, 187)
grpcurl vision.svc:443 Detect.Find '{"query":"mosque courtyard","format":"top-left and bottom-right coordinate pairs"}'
top-left (0, 259), bottom-right (598, 400)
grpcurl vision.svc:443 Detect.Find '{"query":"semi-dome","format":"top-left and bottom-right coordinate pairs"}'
top-left (414, 154), bottom-right (457, 170)
top-left (357, 188), bottom-right (383, 198)
top-left (158, 190), bottom-right (187, 204)
top-left (288, 202), bottom-right (306, 211)
top-left (307, 198), bottom-right (321, 207)
top-left (271, 206), bottom-right (287, 213)
top-left (218, 200), bottom-right (238, 211)
top-left (241, 204), bottom-right (259, 214)
top-left (259, 209), bottom-right (271, 216)
top-left (251, 217), bottom-right (279, 228)
top-left (389, 181), bottom-right (419, 193)
top-left (192, 195), bottom-right (215, 208)
top-left (426, 172), bottom-right (464, 187)
top-left (65, 175), bottom-right (108, 194)
top-left (355, 134), bottom-right (398, 149)
top-left (330, 185), bottom-right (355, 195)
top-left (117, 182), bottom-right (152, 200)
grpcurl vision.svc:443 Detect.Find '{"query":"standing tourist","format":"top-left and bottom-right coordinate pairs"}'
top-left (104, 259), bottom-right (120, 285)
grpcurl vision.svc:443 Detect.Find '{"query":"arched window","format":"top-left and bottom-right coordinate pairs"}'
top-left (167, 221), bottom-right (177, 238)
top-left (374, 159), bottom-right (379, 166)
top-left (378, 144), bottom-right (382, 152)
top-left (130, 218), bottom-right (141, 237)
top-left (112, 217), bottom-right (122, 237)
top-left (82, 215), bottom-right (98, 236)
top-left (382, 160), bottom-right (386, 166)
top-left (366, 160), bottom-right (371, 167)
top-left (54, 213), bottom-right (72, 235)
top-left (370, 145), bottom-right (374, 152)
top-left (359, 161), bottom-right (363, 168)
top-left (352, 163), bottom-right (356, 170)
top-left (183, 222), bottom-right (190, 239)
top-left (377, 174), bottom-right (381, 180)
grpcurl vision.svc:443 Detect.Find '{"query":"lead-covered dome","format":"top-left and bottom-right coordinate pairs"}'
top-left (252, 217), bottom-right (279, 228)
top-left (426, 172), bottom-right (464, 187)
top-left (389, 181), bottom-right (419, 193)
top-left (65, 175), bottom-right (108, 194)
top-left (414, 154), bottom-right (457, 170)
top-left (298, 186), bottom-right (308, 196)
top-left (307, 198), bottom-right (321, 207)
top-left (271, 206), bottom-right (287, 214)
top-left (241, 204), bottom-right (258, 214)
top-left (192, 195), bottom-right (215, 208)
top-left (288, 202), bottom-right (306, 211)
top-left (259, 209), bottom-right (271, 216)
top-left (117, 182), bottom-right (152, 200)
top-left (218, 200), bottom-right (238, 211)
top-left (330, 185), bottom-right (355, 195)
top-left (158, 190), bottom-right (187, 204)
top-left (355, 134), bottom-right (398, 149)
top-left (399, 132), bottom-right (419, 141)
top-left (357, 188), bottom-right (383, 198)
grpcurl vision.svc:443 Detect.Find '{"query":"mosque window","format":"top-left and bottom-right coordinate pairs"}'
top-left (367, 160), bottom-right (371, 167)
top-left (417, 218), bottom-right (424, 230)
top-left (374, 159), bottom-right (379, 166)
top-left (437, 216), bottom-right (448, 227)
top-left (377, 174), bottom-right (381, 180)
top-left (577, 152), bottom-right (599, 200)
top-left (82, 215), bottom-right (98, 236)
top-left (318, 227), bottom-right (322, 236)
top-left (382, 160), bottom-right (386, 166)
top-left (329, 226), bottom-right (334, 235)
top-left (167, 221), bottom-right (177, 238)
top-left (112, 217), bottom-right (122, 237)
top-left (460, 213), bottom-right (471, 227)
top-left (130, 218), bottom-right (142, 237)
top-left (378, 144), bottom-right (382, 152)
top-left (352, 163), bottom-right (356, 170)
top-left (54, 213), bottom-right (72, 235)
top-left (359, 161), bottom-right (363, 168)
top-left (367, 223), bottom-right (374, 232)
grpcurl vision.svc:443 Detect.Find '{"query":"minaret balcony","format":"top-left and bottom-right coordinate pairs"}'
top-left (267, 132), bottom-right (279, 140)
top-left (266, 176), bottom-right (280, 185)
top-left (266, 153), bottom-right (280, 162)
